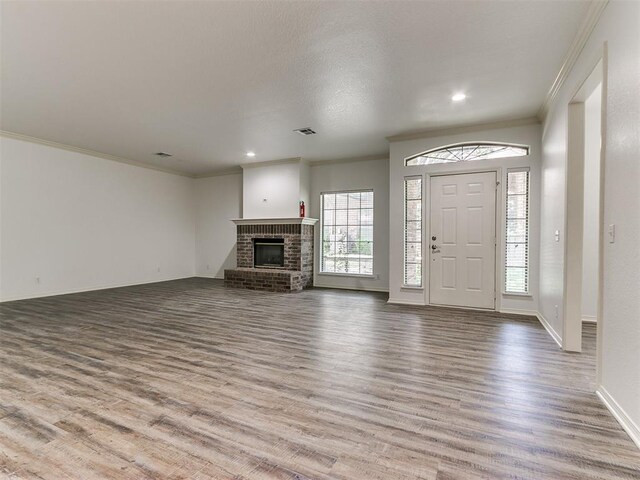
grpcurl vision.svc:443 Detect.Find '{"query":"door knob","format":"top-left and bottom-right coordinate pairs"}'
top-left (431, 244), bottom-right (438, 250)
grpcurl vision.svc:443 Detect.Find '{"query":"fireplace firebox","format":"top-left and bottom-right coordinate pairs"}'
top-left (254, 238), bottom-right (285, 268)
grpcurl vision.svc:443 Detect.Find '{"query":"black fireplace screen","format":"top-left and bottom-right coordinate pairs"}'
top-left (254, 238), bottom-right (285, 268)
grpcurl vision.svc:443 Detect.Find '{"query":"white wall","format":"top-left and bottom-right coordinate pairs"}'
top-left (0, 137), bottom-right (196, 301)
top-left (581, 84), bottom-right (602, 322)
top-left (194, 173), bottom-right (242, 278)
top-left (539, 1), bottom-right (640, 445)
top-left (300, 161), bottom-right (311, 213)
top-left (310, 158), bottom-right (390, 292)
top-left (242, 161), bottom-right (303, 218)
top-left (388, 123), bottom-right (541, 313)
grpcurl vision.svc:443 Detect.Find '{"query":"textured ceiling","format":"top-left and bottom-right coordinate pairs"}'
top-left (1, 1), bottom-right (589, 175)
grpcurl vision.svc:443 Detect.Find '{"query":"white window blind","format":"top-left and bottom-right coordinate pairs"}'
top-left (320, 190), bottom-right (373, 275)
top-left (404, 177), bottom-right (422, 286)
top-left (505, 169), bottom-right (530, 294)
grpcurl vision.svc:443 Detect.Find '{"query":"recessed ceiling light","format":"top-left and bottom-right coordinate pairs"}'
top-left (452, 93), bottom-right (467, 102)
top-left (246, 151), bottom-right (256, 157)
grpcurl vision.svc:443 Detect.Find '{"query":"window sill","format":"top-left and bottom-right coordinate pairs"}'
top-left (318, 272), bottom-right (376, 279)
top-left (502, 291), bottom-right (532, 297)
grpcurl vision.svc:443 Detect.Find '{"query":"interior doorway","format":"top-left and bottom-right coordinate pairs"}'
top-left (580, 83), bottom-right (602, 329)
top-left (563, 59), bottom-right (604, 356)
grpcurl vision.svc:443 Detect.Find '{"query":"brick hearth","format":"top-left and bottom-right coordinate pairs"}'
top-left (224, 218), bottom-right (317, 292)
top-left (224, 268), bottom-right (304, 292)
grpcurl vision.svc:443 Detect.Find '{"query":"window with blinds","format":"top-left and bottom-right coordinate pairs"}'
top-left (404, 177), bottom-right (422, 286)
top-left (505, 169), bottom-right (530, 294)
top-left (320, 190), bottom-right (374, 275)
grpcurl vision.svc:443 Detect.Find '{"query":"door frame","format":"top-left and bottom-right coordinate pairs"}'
top-left (562, 52), bottom-right (606, 368)
top-left (424, 167), bottom-right (502, 311)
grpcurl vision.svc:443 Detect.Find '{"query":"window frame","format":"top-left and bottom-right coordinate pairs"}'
top-left (405, 142), bottom-right (529, 166)
top-left (318, 189), bottom-right (375, 278)
top-left (403, 176), bottom-right (423, 288)
top-left (504, 167), bottom-right (531, 295)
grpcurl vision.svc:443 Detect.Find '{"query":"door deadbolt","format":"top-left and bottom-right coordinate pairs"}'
top-left (432, 236), bottom-right (437, 241)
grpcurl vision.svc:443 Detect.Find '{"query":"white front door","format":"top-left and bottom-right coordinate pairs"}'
top-left (429, 172), bottom-right (497, 309)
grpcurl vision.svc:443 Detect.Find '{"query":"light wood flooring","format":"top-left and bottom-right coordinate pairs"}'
top-left (1, 278), bottom-right (638, 479)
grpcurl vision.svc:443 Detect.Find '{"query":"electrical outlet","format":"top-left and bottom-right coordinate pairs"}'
top-left (157, 267), bottom-right (161, 273)
top-left (206, 264), bottom-right (210, 270)
top-left (35, 276), bottom-right (40, 284)
top-left (554, 305), bottom-right (559, 320)
top-left (608, 224), bottom-right (615, 243)
top-left (554, 230), bottom-right (560, 242)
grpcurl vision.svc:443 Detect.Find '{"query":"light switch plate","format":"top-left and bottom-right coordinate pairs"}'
top-left (608, 224), bottom-right (615, 243)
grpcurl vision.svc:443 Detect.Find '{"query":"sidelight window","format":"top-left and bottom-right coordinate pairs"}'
top-left (505, 169), bottom-right (530, 294)
top-left (404, 176), bottom-right (422, 287)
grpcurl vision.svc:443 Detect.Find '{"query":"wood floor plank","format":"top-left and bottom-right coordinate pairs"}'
top-left (0, 278), bottom-right (638, 479)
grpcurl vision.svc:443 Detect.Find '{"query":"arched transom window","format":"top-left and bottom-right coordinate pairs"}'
top-left (405, 142), bottom-right (529, 166)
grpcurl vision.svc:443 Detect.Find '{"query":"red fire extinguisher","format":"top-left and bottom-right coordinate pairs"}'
top-left (299, 201), bottom-right (305, 218)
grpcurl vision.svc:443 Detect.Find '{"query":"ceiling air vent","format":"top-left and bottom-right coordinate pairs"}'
top-left (154, 152), bottom-right (173, 158)
top-left (293, 127), bottom-right (316, 136)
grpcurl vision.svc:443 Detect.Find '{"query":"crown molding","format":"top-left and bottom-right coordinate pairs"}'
top-left (197, 154), bottom-right (390, 177)
top-left (240, 157), bottom-right (303, 169)
top-left (309, 153), bottom-right (389, 167)
top-left (0, 130), bottom-right (193, 178)
top-left (386, 116), bottom-right (540, 143)
top-left (193, 167), bottom-right (243, 179)
top-left (537, 0), bottom-right (609, 122)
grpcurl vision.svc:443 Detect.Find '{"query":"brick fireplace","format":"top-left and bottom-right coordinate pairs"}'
top-left (224, 218), bottom-right (317, 292)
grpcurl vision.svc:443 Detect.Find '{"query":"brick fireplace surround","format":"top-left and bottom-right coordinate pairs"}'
top-left (224, 218), bottom-right (317, 292)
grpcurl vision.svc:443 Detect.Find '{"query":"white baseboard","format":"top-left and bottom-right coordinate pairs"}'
top-left (0, 275), bottom-right (195, 303)
top-left (314, 283), bottom-right (389, 293)
top-left (196, 274), bottom-right (224, 280)
top-left (387, 298), bottom-right (425, 306)
top-left (388, 300), bottom-right (527, 311)
top-left (596, 387), bottom-right (640, 450)
top-left (536, 311), bottom-right (563, 348)
top-left (499, 308), bottom-right (539, 317)
top-left (582, 315), bottom-right (597, 323)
